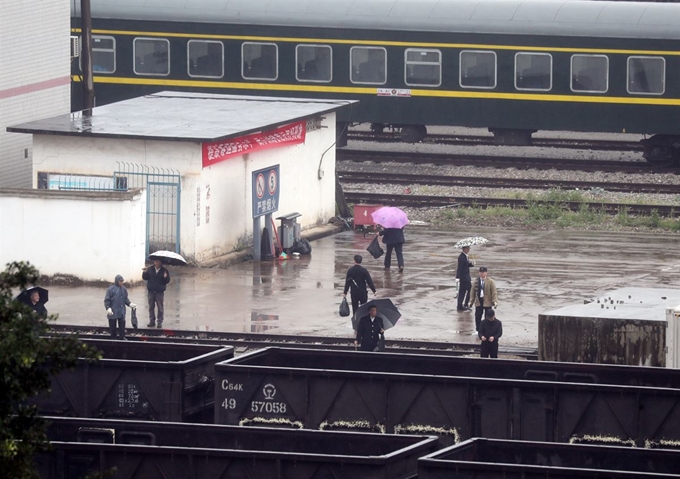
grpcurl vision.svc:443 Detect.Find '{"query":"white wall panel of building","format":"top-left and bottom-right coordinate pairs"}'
top-left (0, 0), bottom-right (71, 188)
top-left (0, 189), bottom-right (146, 282)
top-left (30, 113), bottom-right (337, 263)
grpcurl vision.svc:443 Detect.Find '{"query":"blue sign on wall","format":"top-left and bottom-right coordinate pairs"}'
top-left (252, 165), bottom-right (280, 218)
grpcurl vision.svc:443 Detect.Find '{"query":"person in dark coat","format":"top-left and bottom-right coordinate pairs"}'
top-left (343, 255), bottom-right (377, 315)
top-left (355, 305), bottom-right (385, 351)
top-left (379, 227), bottom-right (405, 272)
top-left (142, 259), bottom-right (171, 328)
top-left (28, 290), bottom-right (48, 320)
top-left (104, 274), bottom-right (136, 340)
top-left (456, 246), bottom-right (475, 311)
top-left (479, 308), bottom-right (503, 358)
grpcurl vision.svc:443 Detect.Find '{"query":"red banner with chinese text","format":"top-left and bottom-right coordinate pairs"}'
top-left (202, 120), bottom-right (306, 167)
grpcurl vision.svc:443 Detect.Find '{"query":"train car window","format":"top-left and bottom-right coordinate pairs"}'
top-left (242, 42), bottom-right (278, 81)
top-left (571, 55), bottom-right (608, 93)
top-left (133, 38), bottom-right (170, 76)
top-left (350, 46), bottom-right (387, 85)
top-left (515, 52), bottom-right (551, 91)
top-left (627, 56), bottom-right (665, 95)
top-left (79, 36), bottom-right (116, 74)
top-left (188, 40), bottom-right (224, 78)
top-left (405, 49), bottom-right (441, 87)
top-left (459, 51), bottom-right (496, 89)
top-left (296, 45), bottom-right (332, 83)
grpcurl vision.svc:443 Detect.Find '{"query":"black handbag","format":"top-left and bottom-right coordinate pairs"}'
top-left (131, 308), bottom-right (138, 329)
top-left (366, 235), bottom-right (384, 259)
top-left (339, 298), bottom-right (350, 317)
top-left (374, 332), bottom-right (386, 352)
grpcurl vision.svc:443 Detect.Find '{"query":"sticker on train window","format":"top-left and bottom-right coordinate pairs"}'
top-left (405, 49), bottom-right (441, 87)
top-left (627, 56), bottom-right (665, 95)
top-left (188, 40), bottom-right (224, 78)
top-left (571, 55), bottom-right (609, 94)
top-left (296, 45), bottom-right (332, 83)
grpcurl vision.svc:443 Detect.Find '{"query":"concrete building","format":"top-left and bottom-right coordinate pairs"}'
top-left (4, 92), bottom-right (353, 282)
top-left (0, 0), bottom-right (71, 187)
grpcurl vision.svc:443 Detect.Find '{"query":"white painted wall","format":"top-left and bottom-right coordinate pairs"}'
top-left (182, 113), bottom-right (337, 262)
top-left (0, 189), bottom-right (146, 282)
top-left (28, 112), bottom-right (337, 263)
top-left (0, 0), bottom-right (71, 187)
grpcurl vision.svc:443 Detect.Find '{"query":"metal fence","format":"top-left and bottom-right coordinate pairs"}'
top-left (114, 163), bottom-right (181, 256)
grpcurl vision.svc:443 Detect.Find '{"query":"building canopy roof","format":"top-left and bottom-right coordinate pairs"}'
top-left (7, 92), bottom-right (356, 142)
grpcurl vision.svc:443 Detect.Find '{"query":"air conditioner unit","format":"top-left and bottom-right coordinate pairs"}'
top-left (70, 36), bottom-right (80, 58)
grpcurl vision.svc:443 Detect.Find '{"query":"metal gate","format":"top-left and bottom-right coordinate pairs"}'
top-left (114, 163), bottom-right (181, 256)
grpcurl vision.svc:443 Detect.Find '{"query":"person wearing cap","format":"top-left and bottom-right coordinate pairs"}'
top-left (343, 254), bottom-right (377, 316)
top-left (479, 308), bottom-right (502, 358)
top-left (104, 274), bottom-right (136, 340)
top-left (468, 266), bottom-right (498, 334)
top-left (456, 246), bottom-right (475, 311)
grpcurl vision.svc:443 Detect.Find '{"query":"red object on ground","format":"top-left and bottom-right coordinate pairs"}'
top-left (353, 204), bottom-right (383, 229)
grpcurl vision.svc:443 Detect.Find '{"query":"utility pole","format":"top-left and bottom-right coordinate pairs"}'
top-left (81, 0), bottom-right (95, 115)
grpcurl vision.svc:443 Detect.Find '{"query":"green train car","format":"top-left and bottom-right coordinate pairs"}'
top-left (72, 0), bottom-right (680, 163)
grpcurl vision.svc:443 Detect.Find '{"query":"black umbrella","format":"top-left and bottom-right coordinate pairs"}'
top-left (15, 286), bottom-right (49, 306)
top-left (352, 298), bottom-right (401, 331)
top-left (148, 250), bottom-right (187, 266)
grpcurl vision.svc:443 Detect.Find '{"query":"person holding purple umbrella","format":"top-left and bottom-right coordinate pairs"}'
top-left (379, 227), bottom-right (405, 272)
top-left (371, 206), bottom-right (408, 273)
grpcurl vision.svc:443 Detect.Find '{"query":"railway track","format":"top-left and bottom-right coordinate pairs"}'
top-left (344, 192), bottom-right (680, 217)
top-left (47, 324), bottom-right (538, 359)
top-left (347, 131), bottom-right (644, 152)
top-left (337, 149), bottom-right (668, 173)
top-left (339, 170), bottom-right (680, 194)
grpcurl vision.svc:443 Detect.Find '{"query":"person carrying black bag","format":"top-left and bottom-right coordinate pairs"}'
top-left (342, 255), bottom-right (377, 315)
top-left (379, 227), bottom-right (405, 272)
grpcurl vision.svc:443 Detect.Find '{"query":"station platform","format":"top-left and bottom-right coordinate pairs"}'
top-left (45, 227), bottom-right (680, 348)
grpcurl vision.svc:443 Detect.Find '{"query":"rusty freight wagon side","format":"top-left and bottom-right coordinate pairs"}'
top-left (215, 347), bottom-right (680, 446)
top-left (38, 416), bottom-right (438, 479)
top-left (33, 339), bottom-right (233, 422)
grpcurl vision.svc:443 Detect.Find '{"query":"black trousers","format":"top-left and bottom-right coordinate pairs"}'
top-left (480, 340), bottom-right (499, 358)
top-left (475, 305), bottom-right (493, 332)
top-left (384, 243), bottom-right (404, 269)
top-left (457, 279), bottom-right (471, 309)
top-left (108, 317), bottom-right (125, 339)
top-left (350, 289), bottom-right (368, 315)
top-left (148, 291), bottom-right (165, 323)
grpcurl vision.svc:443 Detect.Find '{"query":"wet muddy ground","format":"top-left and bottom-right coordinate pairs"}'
top-left (45, 227), bottom-right (680, 348)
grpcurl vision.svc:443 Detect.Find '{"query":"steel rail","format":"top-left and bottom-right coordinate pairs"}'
top-left (347, 131), bottom-right (643, 151)
top-left (47, 325), bottom-right (538, 359)
top-left (338, 170), bottom-right (680, 194)
top-left (344, 192), bottom-right (680, 217)
top-left (336, 149), bottom-right (663, 173)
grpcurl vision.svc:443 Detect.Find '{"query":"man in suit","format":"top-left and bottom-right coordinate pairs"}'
top-left (343, 255), bottom-right (377, 315)
top-left (456, 246), bottom-right (474, 311)
top-left (468, 266), bottom-right (498, 333)
top-left (355, 305), bottom-right (384, 351)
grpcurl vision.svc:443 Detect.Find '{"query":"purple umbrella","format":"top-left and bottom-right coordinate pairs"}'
top-left (371, 207), bottom-right (409, 229)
